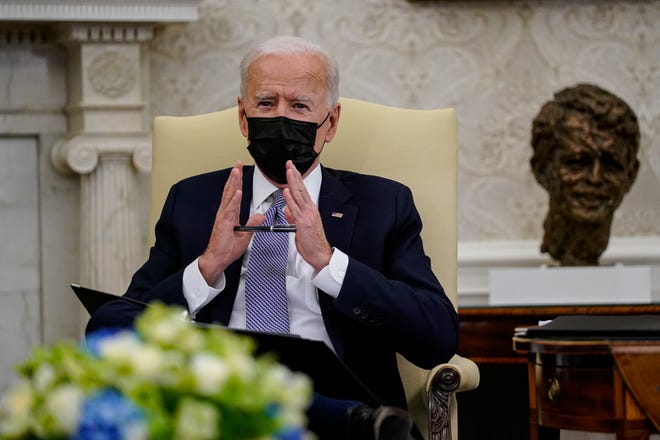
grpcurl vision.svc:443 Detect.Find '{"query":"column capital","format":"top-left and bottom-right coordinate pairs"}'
top-left (52, 133), bottom-right (152, 175)
top-left (55, 22), bottom-right (155, 45)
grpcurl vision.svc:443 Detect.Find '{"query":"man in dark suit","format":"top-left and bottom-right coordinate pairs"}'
top-left (88, 35), bottom-right (458, 440)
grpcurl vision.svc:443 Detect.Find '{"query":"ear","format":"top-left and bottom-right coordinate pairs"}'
top-left (530, 157), bottom-right (549, 189)
top-left (237, 96), bottom-right (248, 138)
top-left (624, 158), bottom-right (640, 191)
top-left (324, 102), bottom-right (341, 143)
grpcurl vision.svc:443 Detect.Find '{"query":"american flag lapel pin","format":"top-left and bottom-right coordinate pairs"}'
top-left (331, 211), bottom-right (344, 219)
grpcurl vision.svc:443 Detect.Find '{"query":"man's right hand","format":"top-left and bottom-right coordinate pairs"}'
top-left (198, 161), bottom-right (265, 285)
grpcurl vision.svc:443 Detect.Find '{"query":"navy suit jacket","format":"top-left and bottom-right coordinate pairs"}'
top-left (125, 165), bottom-right (458, 408)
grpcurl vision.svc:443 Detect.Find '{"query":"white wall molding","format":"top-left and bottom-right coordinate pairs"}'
top-left (459, 237), bottom-right (660, 266)
top-left (0, 0), bottom-right (199, 23)
top-left (56, 23), bottom-right (155, 43)
top-left (457, 237), bottom-right (660, 305)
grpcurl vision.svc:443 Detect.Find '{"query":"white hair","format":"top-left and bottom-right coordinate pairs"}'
top-left (239, 35), bottom-right (339, 109)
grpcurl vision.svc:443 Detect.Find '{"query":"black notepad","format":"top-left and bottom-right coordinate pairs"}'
top-left (525, 314), bottom-right (660, 340)
top-left (71, 284), bottom-right (381, 406)
top-left (72, 283), bottom-right (148, 315)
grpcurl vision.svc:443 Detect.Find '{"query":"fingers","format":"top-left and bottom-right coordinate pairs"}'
top-left (282, 161), bottom-right (332, 270)
top-left (211, 160), bottom-right (246, 241)
top-left (283, 161), bottom-right (312, 219)
top-left (220, 161), bottom-right (243, 211)
top-left (199, 162), bottom-right (247, 284)
top-left (245, 213), bottom-right (266, 227)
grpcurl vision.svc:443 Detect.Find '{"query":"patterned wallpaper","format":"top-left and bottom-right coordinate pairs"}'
top-left (148, 0), bottom-right (660, 242)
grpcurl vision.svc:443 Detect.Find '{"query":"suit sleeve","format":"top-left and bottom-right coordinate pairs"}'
top-left (123, 184), bottom-right (188, 307)
top-left (333, 185), bottom-right (459, 369)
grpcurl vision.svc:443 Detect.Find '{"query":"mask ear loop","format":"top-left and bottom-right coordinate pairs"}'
top-left (317, 112), bottom-right (331, 128)
top-left (316, 112), bottom-right (332, 154)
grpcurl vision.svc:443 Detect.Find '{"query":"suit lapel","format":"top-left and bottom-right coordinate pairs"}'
top-left (317, 167), bottom-right (357, 357)
top-left (318, 167), bottom-right (357, 252)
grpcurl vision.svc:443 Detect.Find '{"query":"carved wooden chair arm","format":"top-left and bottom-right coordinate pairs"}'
top-left (425, 354), bottom-right (480, 440)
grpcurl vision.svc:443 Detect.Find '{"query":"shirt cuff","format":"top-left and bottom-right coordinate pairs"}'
top-left (182, 257), bottom-right (225, 317)
top-left (312, 248), bottom-right (348, 299)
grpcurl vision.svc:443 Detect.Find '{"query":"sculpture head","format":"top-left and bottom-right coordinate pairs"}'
top-left (530, 84), bottom-right (640, 265)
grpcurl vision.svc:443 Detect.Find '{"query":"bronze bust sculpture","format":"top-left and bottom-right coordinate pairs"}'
top-left (530, 84), bottom-right (640, 266)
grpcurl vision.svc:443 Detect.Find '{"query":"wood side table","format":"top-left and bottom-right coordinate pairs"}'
top-left (513, 336), bottom-right (660, 440)
top-left (456, 304), bottom-right (660, 440)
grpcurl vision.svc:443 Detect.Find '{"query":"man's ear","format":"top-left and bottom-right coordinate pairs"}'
top-left (237, 96), bottom-right (248, 138)
top-left (324, 102), bottom-right (341, 143)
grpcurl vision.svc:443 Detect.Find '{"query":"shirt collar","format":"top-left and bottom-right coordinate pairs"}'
top-left (251, 165), bottom-right (322, 212)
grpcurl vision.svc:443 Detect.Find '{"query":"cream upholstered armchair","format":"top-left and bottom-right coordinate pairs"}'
top-left (149, 97), bottom-right (480, 440)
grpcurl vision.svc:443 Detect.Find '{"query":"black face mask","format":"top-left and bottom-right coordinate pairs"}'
top-left (246, 113), bottom-right (330, 184)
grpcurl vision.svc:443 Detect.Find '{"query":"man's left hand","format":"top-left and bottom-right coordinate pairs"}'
top-left (282, 161), bottom-right (333, 271)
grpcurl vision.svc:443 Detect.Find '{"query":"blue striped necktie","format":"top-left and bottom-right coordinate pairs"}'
top-left (245, 190), bottom-right (290, 333)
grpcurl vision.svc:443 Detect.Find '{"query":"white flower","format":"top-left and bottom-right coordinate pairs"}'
top-left (0, 380), bottom-right (33, 437)
top-left (32, 363), bottom-right (56, 392)
top-left (279, 407), bottom-right (307, 430)
top-left (190, 353), bottom-right (229, 395)
top-left (262, 365), bottom-right (311, 409)
top-left (122, 420), bottom-right (149, 440)
top-left (150, 320), bottom-right (180, 344)
top-left (270, 371), bottom-right (312, 429)
top-left (262, 364), bottom-right (289, 394)
top-left (173, 397), bottom-right (220, 439)
top-left (0, 304), bottom-right (313, 439)
top-left (45, 384), bottom-right (83, 434)
top-left (143, 312), bottom-right (191, 346)
top-left (286, 375), bottom-right (313, 409)
top-left (98, 331), bottom-right (142, 363)
top-left (130, 345), bottom-right (164, 380)
top-left (226, 352), bottom-right (255, 379)
top-left (177, 328), bottom-right (204, 353)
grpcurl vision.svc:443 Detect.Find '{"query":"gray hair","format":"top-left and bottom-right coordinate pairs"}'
top-left (239, 35), bottom-right (339, 109)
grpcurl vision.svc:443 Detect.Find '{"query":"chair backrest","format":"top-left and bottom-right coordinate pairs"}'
top-left (149, 97), bottom-right (458, 437)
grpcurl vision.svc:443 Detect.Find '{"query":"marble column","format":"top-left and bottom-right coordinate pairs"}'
top-left (0, 0), bottom-right (199, 389)
top-left (52, 23), bottom-right (152, 298)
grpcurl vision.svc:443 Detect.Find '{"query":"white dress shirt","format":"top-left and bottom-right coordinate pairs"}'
top-left (182, 165), bottom-right (349, 351)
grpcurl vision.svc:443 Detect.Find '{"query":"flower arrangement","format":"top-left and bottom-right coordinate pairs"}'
top-left (0, 303), bottom-right (312, 440)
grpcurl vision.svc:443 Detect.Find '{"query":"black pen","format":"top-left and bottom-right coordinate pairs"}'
top-left (233, 225), bottom-right (296, 232)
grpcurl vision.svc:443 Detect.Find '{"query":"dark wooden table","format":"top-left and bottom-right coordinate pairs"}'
top-left (456, 304), bottom-right (660, 440)
top-left (513, 336), bottom-right (660, 440)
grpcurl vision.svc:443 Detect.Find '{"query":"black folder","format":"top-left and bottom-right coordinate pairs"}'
top-left (71, 284), bottom-right (381, 406)
top-left (525, 314), bottom-right (660, 340)
top-left (72, 284), bottom-right (148, 315)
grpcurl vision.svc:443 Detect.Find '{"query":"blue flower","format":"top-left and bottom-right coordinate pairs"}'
top-left (1, 304), bottom-right (313, 439)
top-left (84, 328), bottom-right (130, 358)
top-left (275, 427), bottom-right (304, 440)
top-left (264, 402), bottom-right (281, 418)
top-left (75, 389), bottom-right (146, 440)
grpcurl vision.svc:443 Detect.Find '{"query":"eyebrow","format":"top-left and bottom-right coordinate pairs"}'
top-left (253, 93), bottom-right (314, 104)
top-left (254, 93), bottom-right (275, 101)
top-left (291, 96), bottom-right (312, 103)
